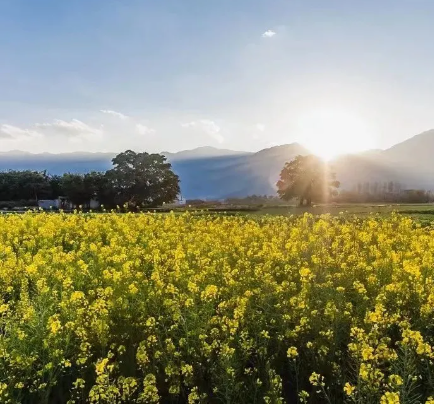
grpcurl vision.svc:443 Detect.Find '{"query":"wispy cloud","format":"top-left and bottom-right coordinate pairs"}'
top-left (35, 119), bottom-right (103, 143)
top-left (135, 123), bottom-right (155, 135)
top-left (0, 110), bottom-right (157, 152)
top-left (101, 110), bottom-right (155, 136)
top-left (100, 109), bottom-right (129, 120)
top-left (262, 30), bottom-right (276, 38)
top-left (181, 120), bottom-right (224, 143)
top-left (0, 124), bottom-right (42, 140)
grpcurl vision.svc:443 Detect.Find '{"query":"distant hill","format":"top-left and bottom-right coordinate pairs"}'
top-left (0, 151), bottom-right (114, 174)
top-left (162, 146), bottom-right (251, 161)
top-left (331, 129), bottom-right (434, 191)
top-left (1, 131), bottom-right (434, 198)
top-left (170, 143), bottom-right (309, 199)
top-left (382, 129), bottom-right (434, 172)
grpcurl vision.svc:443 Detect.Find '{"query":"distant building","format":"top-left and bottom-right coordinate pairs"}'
top-left (162, 197), bottom-right (186, 207)
top-left (38, 196), bottom-right (100, 210)
top-left (89, 199), bottom-right (99, 209)
top-left (38, 198), bottom-right (66, 210)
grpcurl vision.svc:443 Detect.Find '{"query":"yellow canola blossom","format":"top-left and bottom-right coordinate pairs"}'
top-left (0, 211), bottom-right (433, 403)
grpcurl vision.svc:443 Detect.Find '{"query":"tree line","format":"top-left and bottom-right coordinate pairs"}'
top-left (0, 150), bottom-right (180, 209)
top-left (336, 182), bottom-right (432, 204)
top-left (1, 152), bottom-right (432, 209)
top-left (276, 155), bottom-right (433, 205)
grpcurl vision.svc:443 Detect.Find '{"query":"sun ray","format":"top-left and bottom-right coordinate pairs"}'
top-left (296, 107), bottom-right (375, 160)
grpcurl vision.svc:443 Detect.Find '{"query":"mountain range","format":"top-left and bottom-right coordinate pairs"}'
top-left (1, 130), bottom-right (434, 199)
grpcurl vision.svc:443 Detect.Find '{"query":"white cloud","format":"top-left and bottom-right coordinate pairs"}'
top-left (0, 124), bottom-right (42, 140)
top-left (100, 109), bottom-right (129, 120)
top-left (136, 123), bottom-right (155, 135)
top-left (256, 123), bottom-right (265, 131)
top-left (35, 119), bottom-right (103, 142)
top-left (181, 119), bottom-right (224, 143)
top-left (0, 111), bottom-right (159, 152)
top-left (101, 110), bottom-right (155, 136)
top-left (262, 30), bottom-right (276, 38)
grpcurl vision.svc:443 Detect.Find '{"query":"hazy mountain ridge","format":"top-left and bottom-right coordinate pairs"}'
top-left (0, 130), bottom-right (433, 198)
top-left (162, 146), bottom-right (251, 161)
top-left (0, 151), bottom-right (115, 175)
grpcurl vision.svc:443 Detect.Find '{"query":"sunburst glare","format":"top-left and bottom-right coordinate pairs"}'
top-left (296, 107), bottom-right (376, 160)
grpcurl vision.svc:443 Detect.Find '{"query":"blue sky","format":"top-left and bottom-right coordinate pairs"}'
top-left (1, 0), bottom-right (434, 153)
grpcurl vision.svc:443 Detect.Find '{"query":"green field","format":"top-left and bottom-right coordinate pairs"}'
top-left (3, 203), bottom-right (434, 225)
top-left (254, 203), bottom-right (434, 215)
top-left (182, 203), bottom-right (434, 224)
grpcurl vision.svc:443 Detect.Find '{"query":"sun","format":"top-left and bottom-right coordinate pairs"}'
top-left (296, 107), bottom-right (375, 160)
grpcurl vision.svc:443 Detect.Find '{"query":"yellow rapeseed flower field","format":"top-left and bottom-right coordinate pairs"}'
top-left (0, 211), bottom-right (434, 403)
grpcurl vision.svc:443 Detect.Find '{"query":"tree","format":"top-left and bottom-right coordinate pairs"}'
top-left (60, 174), bottom-right (95, 207)
top-left (107, 150), bottom-right (180, 207)
top-left (48, 175), bottom-right (64, 199)
top-left (88, 171), bottom-right (117, 207)
top-left (388, 181), bottom-right (394, 194)
top-left (276, 155), bottom-right (340, 206)
top-left (0, 170), bottom-right (51, 202)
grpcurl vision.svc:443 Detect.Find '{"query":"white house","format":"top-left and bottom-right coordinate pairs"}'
top-left (38, 197), bottom-right (100, 210)
top-left (38, 199), bottom-right (62, 210)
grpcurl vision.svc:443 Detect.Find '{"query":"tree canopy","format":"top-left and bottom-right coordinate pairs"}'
top-left (277, 155), bottom-right (340, 206)
top-left (0, 170), bottom-right (52, 202)
top-left (107, 150), bottom-right (180, 207)
top-left (59, 173), bottom-right (100, 207)
top-left (0, 150), bottom-right (181, 209)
